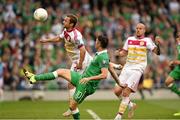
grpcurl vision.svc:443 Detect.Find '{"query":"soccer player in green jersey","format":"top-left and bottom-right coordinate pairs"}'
top-left (165, 32), bottom-right (180, 97)
top-left (24, 35), bottom-right (110, 120)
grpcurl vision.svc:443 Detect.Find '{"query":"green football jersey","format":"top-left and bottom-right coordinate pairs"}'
top-left (81, 50), bottom-right (109, 89)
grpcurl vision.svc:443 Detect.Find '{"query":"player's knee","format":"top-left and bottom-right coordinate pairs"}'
top-left (165, 79), bottom-right (169, 86)
top-left (69, 99), bottom-right (78, 110)
top-left (165, 77), bottom-right (173, 87)
top-left (165, 75), bottom-right (175, 87)
top-left (122, 88), bottom-right (131, 97)
top-left (114, 87), bottom-right (122, 97)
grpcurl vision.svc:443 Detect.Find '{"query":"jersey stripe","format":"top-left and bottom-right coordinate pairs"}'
top-left (128, 47), bottom-right (147, 52)
top-left (73, 29), bottom-right (78, 41)
top-left (128, 53), bottom-right (146, 57)
top-left (128, 40), bottom-right (147, 46)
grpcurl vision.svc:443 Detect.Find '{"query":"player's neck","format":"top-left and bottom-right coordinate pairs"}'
top-left (66, 27), bottom-right (74, 32)
top-left (136, 35), bottom-right (144, 39)
top-left (97, 48), bottom-right (106, 52)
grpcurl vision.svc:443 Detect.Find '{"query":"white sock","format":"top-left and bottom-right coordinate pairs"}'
top-left (121, 96), bottom-right (130, 105)
top-left (118, 96), bottom-right (130, 114)
top-left (52, 71), bottom-right (58, 78)
top-left (114, 113), bottom-right (122, 120)
top-left (118, 95), bottom-right (133, 109)
top-left (128, 101), bottom-right (134, 109)
top-left (69, 88), bottom-right (76, 98)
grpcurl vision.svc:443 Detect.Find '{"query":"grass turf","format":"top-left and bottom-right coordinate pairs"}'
top-left (0, 99), bottom-right (180, 119)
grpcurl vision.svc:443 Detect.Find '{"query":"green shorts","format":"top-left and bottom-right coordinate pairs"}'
top-left (70, 71), bottom-right (96, 104)
top-left (169, 67), bottom-right (180, 80)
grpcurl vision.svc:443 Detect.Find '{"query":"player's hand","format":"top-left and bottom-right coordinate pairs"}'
top-left (76, 63), bottom-right (83, 70)
top-left (169, 61), bottom-right (175, 70)
top-left (154, 36), bottom-right (163, 45)
top-left (115, 50), bottom-right (120, 56)
top-left (79, 78), bottom-right (90, 84)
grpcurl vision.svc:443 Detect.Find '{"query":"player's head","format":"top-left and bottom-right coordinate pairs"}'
top-left (95, 35), bottom-right (109, 50)
top-left (176, 32), bottom-right (180, 43)
top-left (135, 23), bottom-right (146, 37)
top-left (63, 14), bottom-right (78, 29)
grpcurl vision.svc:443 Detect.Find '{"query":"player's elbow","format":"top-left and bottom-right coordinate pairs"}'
top-left (156, 50), bottom-right (160, 55)
top-left (157, 52), bottom-right (160, 55)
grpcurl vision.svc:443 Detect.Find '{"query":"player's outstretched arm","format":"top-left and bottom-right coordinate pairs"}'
top-left (40, 36), bottom-right (63, 43)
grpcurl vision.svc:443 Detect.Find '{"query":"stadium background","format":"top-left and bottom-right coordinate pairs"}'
top-left (0, 0), bottom-right (180, 119)
top-left (1, 0), bottom-right (180, 91)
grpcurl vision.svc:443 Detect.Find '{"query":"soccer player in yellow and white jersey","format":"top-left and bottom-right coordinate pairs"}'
top-left (40, 14), bottom-right (92, 117)
top-left (113, 23), bottom-right (161, 120)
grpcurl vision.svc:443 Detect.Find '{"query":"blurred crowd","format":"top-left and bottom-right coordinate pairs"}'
top-left (0, 0), bottom-right (180, 91)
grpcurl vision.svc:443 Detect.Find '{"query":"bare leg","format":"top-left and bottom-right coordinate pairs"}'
top-left (63, 83), bottom-right (76, 117)
top-left (165, 76), bottom-right (180, 96)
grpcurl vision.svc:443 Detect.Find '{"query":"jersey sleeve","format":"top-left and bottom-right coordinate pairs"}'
top-left (97, 56), bottom-right (109, 68)
top-left (146, 38), bottom-right (156, 51)
top-left (123, 38), bottom-right (129, 51)
top-left (75, 32), bottom-right (84, 48)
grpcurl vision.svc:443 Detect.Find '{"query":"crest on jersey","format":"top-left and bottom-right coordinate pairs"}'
top-left (102, 60), bottom-right (107, 65)
top-left (140, 41), bottom-right (144, 46)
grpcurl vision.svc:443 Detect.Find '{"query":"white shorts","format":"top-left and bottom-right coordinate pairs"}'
top-left (119, 68), bottom-right (142, 92)
top-left (70, 52), bottom-right (92, 74)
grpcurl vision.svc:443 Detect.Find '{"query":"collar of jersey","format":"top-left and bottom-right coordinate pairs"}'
top-left (136, 35), bottom-right (145, 39)
top-left (96, 49), bottom-right (107, 55)
top-left (66, 28), bottom-right (75, 32)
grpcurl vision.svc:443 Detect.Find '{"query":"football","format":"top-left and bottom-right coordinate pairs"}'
top-left (34, 8), bottom-right (48, 21)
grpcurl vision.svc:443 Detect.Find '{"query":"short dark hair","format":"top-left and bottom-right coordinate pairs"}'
top-left (97, 35), bottom-right (109, 48)
top-left (67, 14), bottom-right (78, 27)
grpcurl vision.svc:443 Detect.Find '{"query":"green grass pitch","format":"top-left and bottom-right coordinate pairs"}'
top-left (0, 100), bottom-right (180, 119)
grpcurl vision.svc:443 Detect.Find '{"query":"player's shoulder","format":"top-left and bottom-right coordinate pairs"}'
top-left (143, 37), bottom-right (153, 42)
top-left (72, 28), bottom-right (82, 37)
top-left (127, 36), bottom-right (135, 39)
top-left (98, 52), bottom-right (109, 60)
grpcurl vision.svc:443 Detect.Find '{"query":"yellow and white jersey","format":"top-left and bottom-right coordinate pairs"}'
top-left (123, 36), bottom-right (156, 72)
top-left (59, 28), bottom-right (84, 61)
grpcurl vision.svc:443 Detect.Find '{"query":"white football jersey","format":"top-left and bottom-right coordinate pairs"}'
top-left (59, 28), bottom-right (84, 61)
top-left (123, 36), bottom-right (156, 72)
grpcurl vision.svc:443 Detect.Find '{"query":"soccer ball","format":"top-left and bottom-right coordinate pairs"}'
top-left (34, 8), bottom-right (48, 21)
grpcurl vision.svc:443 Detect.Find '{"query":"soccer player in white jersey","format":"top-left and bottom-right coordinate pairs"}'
top-left (113, 23), bottom-right (161, 120)
top-left (40, 14), bottom-right (92, 117)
